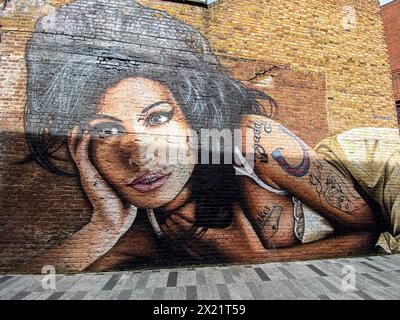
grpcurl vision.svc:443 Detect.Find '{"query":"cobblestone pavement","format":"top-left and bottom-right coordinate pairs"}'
top-left (1, 254), bottom-right (400, 300)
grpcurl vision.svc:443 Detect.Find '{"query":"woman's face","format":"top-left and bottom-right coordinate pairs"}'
top-left (90, 77), bottom-right (196, 209)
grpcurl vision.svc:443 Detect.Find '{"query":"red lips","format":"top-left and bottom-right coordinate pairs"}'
top-left (128, 173), bottom-right (170, 193)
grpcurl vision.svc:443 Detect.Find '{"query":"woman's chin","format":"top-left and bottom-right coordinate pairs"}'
top-left (124, 192), bottom-right (177, 210)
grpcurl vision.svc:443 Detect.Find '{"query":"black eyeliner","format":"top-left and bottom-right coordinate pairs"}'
top-left (145, 109), bottom-right (175, 126)
top-left (141, 101), bottom-right (172, 114)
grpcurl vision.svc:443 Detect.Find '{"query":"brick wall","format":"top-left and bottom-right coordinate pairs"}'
top-left (0, 0), bottom-right (398, 274)
top-left (381, 0), bottom-right (400, 101)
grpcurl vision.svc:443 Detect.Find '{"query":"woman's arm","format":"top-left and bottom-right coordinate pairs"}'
top-left (17, 128), bottom-right (138, 273)
top-left (241, 114), bottom-right (377, 230)
top-left (239, 175), bottom-right (300, 249)
top-left (196, 202), bottom-right (378, 263)
top-left (17, 218), bottom-right (135, 273)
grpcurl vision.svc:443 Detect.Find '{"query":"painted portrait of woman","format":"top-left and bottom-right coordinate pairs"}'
top-left (18, 0), bottom-right (400, 273)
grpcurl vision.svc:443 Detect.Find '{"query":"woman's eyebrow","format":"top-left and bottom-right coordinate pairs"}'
top-left (141, 101), bottom-right (171, 114)
top-left (87, 114), bottom-right (123, 122)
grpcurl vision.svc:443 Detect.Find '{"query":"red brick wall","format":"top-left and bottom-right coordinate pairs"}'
top-left (381, 0), bottom-right (400, 100)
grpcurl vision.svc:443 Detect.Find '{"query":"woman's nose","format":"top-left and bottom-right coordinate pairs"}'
top-left (121, 133), bottom-right (158, 168)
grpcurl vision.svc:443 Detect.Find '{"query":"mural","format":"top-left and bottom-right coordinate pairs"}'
top-left (6, 0), bottom-right (400, 272)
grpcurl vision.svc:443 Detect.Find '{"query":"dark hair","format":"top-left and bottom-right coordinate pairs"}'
top-left (23, 0), bottom-right (277, 238)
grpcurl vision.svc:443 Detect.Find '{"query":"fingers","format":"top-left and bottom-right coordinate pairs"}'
top-left (172, 210), bottom-right (196, 224)
top-left (68, 127), bottom-right (96, 180)
top-left (76, 129), bottom-right (92, 164)
top-left (68, 126), bottom-right (81, 163)
top-left (68, 127), bottom-right (103, 192)
top-left (163, 213), bottom-right (205, 242)
top-left (168, 213), bottom-right (194, 233)
top-left (68, 125), bottom-right (93, 163)
top-left (67, 126), bottom-right (136, 234)
top-left (163, 215), bottom-right (190, 239)
top-left (68, 126), bottom-right (122, 211)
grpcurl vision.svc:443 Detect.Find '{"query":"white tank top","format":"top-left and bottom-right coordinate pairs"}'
top-left (233, 146), bottom-right (289, 196)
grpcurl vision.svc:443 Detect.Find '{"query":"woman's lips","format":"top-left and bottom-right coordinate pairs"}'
top-left (128, 173), bottom-right (171, 193)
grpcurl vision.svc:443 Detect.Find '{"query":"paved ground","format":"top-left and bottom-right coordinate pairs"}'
top-left (1, 254), bottom-right (400, 300)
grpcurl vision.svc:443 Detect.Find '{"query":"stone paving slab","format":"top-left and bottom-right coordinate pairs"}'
top-left (1, 254), bottom-right (400, 300)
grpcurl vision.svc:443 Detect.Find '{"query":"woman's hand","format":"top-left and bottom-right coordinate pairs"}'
top-left (16, 127), bottom-right (138, 273)
top-left (68, 126), bottom-right (137, 234)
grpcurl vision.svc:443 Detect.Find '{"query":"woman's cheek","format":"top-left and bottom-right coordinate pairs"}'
top-left (91, 140), bottom-right (123, 182)
top-left (90, 140), bottom-right (104, 168)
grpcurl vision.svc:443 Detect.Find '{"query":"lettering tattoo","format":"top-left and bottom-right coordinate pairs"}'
top-left (309, 160), bottom-right (324, 193)
top-left (256, 204), bottom-right (284, 246)
top-left (309, 160), bottom-right (361, 214)
top-left (247, 120), bottom-right (272, 163)
top-left (272, 127), bottom-right (311, 177)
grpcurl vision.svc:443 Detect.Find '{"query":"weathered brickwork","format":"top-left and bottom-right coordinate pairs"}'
top-left (381, 0), bottom-right (400, 113)
top-left (139, 0), bottom-right (397, 130)
top-left (0, 0), bottom-right (399, 274)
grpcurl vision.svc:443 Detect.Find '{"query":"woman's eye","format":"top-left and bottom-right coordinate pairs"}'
top-left (100, 128), bottom-right (119, 138)
top-left (94, 123), bottom-right (125, 139)
top-left (145, 111), bottom-right (174, 127)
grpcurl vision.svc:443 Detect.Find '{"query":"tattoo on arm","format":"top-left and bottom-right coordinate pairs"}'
top-left (247, 120), bottom-right (272, 163)
top-left (309, 160), bottom-right (361, 214)
top-left (256, 204), bottom-right (284, 246)
top-left (271, 127), bottom-right (311, 177)
top-left (248, 120), bottom-right (310, 177)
